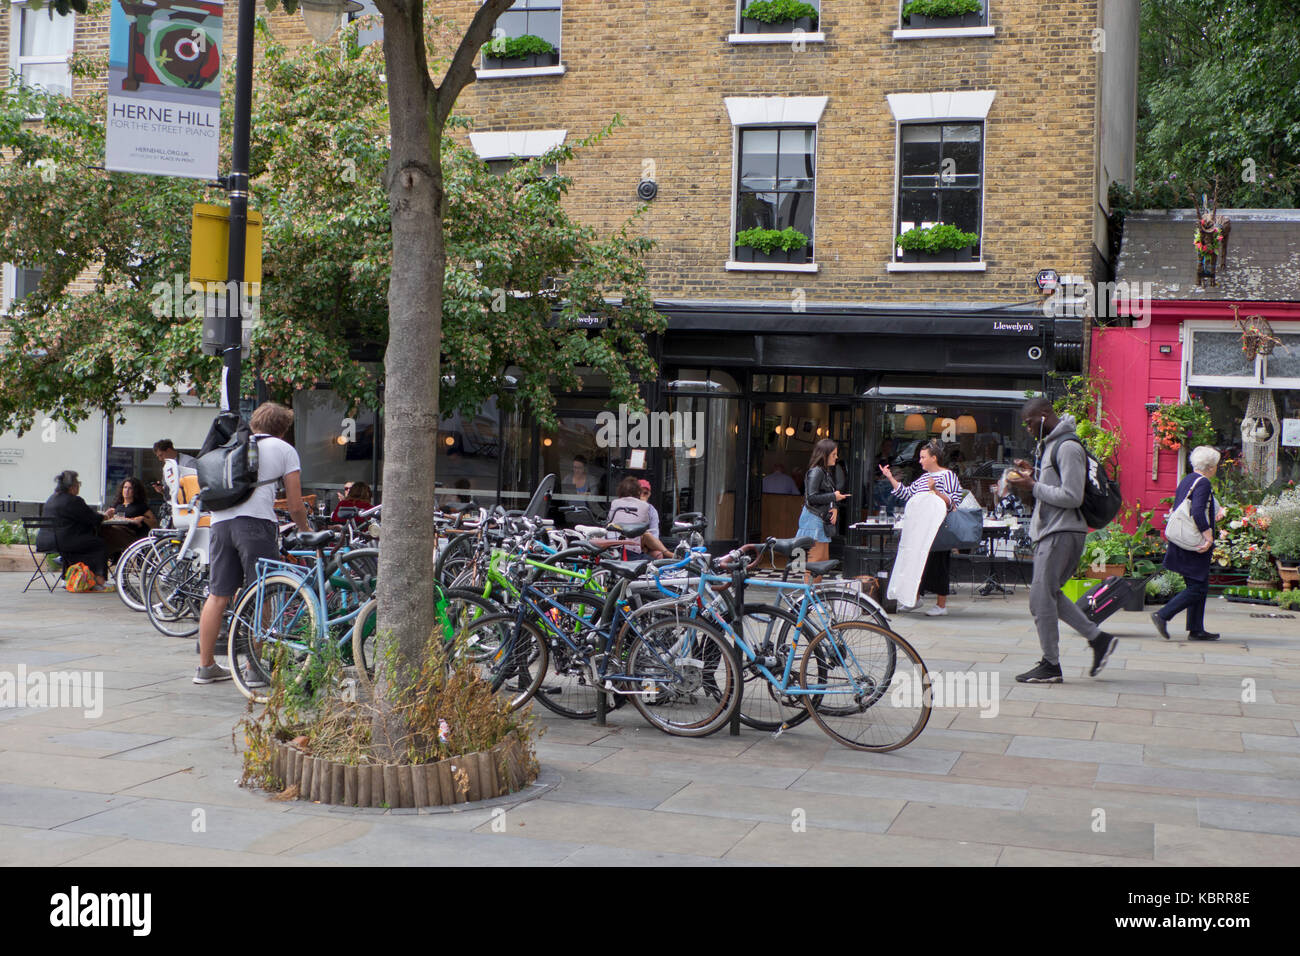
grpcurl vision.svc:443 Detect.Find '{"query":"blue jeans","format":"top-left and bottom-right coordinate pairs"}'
top-left (1157, 576), bottom-right (1209, 633)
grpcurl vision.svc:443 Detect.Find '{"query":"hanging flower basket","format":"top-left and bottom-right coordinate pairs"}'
top-left (1232, 304), bottom-right (1281, 360)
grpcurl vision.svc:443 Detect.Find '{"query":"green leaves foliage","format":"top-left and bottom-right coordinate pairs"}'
top-left (734, 226), bottom-right (809, 254)
top-left (895, 223), bottom-right (979, 253)
top-left (484, 33), bottom-right (555, 59)
top-left (740, 0), bottom-right (820, 25)
top-left (902, 0), bottom-right (982, 19)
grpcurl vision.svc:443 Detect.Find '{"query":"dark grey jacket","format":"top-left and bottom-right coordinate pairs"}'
top-left (1029, 416), bottom-right (1089, 542)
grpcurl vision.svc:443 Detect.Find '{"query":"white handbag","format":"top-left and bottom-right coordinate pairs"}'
top-left (1164, 475), bottom-right (1208, 551)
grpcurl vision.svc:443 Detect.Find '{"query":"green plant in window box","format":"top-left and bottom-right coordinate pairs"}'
top-left (741, 0), bottom-right (819, 27)
top-left (483, 34), bottom-right (556, 62)
top-left (736, 226), bottom-right (810, 255)
top-left (902, 0), bottom-right (983, 26)
top-left (895, 223), bottom-right (979, 261)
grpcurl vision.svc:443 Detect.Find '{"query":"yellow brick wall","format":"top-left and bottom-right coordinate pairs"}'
top-left (446, 0), bottom-right (1106, 303)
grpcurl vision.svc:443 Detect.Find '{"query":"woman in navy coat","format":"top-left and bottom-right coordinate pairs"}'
top-left (1151, 446), bottom-right (1224, 641)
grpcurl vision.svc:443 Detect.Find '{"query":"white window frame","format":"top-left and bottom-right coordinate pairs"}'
top-left (1, 263), bottom-right (44, 314)
top-left (886, 91), bottom-right (993, 273)
top-left (8, 1), bottom-right (76, 99)
top-left (724, 97), bottom-right (827, 274)
top-left (894, 0), bottom-right (995, 39)
top-left (476, 0), bottom-right (566, 80)
top-left (728, 0), bottom-right (826, 45)
top-left (1183, 320), bottom-right (1300, 391)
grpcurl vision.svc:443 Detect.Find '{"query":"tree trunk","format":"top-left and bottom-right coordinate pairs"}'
top-left (372, 0), bottom-right (441, 757)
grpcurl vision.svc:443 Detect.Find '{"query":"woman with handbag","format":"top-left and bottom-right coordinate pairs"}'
top-left (1152, 445), bottom-right (1225, 641)
top-left (799, 438), bottom-right (848, 582)
top-left (881, 439), bottom-right (964, 616)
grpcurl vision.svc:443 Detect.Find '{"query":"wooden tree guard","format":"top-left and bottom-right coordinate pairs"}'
top-left (271, 736), bottom-right (535, 808)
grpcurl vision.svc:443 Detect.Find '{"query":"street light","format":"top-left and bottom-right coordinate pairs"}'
top-left (299, 0), bottom-right (364, 43)
top-left (220, 0), bottom-right (363, 415)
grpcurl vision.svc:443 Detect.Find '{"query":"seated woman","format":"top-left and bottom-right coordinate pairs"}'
top-left (332, 480), bottom-right (373, 522)
top-left (41, 470), bottom-right (112, 591)
top-left (605, 477), bottom-right (670, 558)
top-left (102, 476), bottom-right (157, 560)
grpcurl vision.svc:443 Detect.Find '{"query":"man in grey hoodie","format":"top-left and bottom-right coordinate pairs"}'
top-left (1005, 397), bottom-right (1118, 682)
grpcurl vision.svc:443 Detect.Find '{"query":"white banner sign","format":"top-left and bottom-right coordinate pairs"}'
top-left (105, 0), bottom-right (223, 180)
top-left (1282, 418), bottom-right (1300, 448)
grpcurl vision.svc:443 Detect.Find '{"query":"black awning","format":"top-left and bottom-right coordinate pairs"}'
top-left (655, 300), bottom-right (1052, 338)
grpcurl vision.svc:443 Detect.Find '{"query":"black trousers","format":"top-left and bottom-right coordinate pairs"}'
top-left (1157, 575), bottom-right (1209, 633)
top-left (919, 549), bottom-right (952, 597)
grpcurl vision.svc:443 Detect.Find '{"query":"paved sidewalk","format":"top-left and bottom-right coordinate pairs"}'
top-left (2, 573), bottom-right (1299, 866)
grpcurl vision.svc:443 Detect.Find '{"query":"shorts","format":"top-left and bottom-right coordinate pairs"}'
top-left (797, 506), bottom-right (831, 544)
top-left (209, 517), bottom-right (279, 597)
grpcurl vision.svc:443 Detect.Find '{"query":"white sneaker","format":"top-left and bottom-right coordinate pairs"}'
top-left (925, 605), bottom-right (948, 617)
top-left (895, 602), bottom-right (916, 613)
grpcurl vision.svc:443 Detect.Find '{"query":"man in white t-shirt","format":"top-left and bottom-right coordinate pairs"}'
top-left (194, 402), bottom-right (310, 685)
top-left (152, 439), bottom-right (198, 504)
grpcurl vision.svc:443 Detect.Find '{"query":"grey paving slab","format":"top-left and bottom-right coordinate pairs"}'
top-left (1242, 732), bottom-right (1300, 754)
top-left (546, 768), bottom-right (689, 810)
top-left (995, 846), bottom-right (1163, 866)
top-left (530, 741), bottom-right (620, 769)
top-left (1097, 763), bottom-right (1300, 800)
top-left (591, 749), bottom-right (806, 789)
top-left (557, 844), bottom-right (762, 866)
top-left (658, 780), bottom-right (905, 833)
top-left (54, 795), bottom-right (299, 853)
top-left (0, 782), bottom-right (139, 829)
top-left (816, 745), bottom-right (959, 776)
top-left (1196, 797), bottom-right (1300, 838)
top-left (65, 838), bottom-right (322, 866)
top-left (1141, 746), bottom-right (1286, 775)
top-left (949, 752), bottom-right (1100, 788)
top-left (0, 824), bottom-right (126, 865)
top-left (1023, 785), bottom-right (1201, 827)
top-left (1164, 683), bottom-right (1276, 703)
top-left (900, 728), bottom-right (1012, 755)
top-left (1092, 722), bottom-right (1245, 752)
top-left (791, 768), bottom-right (1027, 811)
top-left (724, 821), bottom-right (1002, 866)
top-left (1154, 823), bottom-right (1300, 866)
top-left (887, 804), bottom-right (1155, 859)
top-left (1006, 736), bottom-right (1146, 767)
top-left (0, 749), bottom-right (192, 794)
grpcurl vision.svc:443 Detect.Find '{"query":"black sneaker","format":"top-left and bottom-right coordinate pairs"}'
top-left (1150, 612), bottom-right (1170, 640)
top-left (1016, 659), bottom-right (1063, 683)
top-left (1088, 632), bottom-right (1118, 677)
top-left (1188, 630), bottom-right (1221, 641)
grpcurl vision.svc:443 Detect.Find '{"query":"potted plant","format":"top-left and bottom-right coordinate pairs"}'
top-left (735, 226), bottom-right (811, 264)
top-left (902, 0), bottom-right (984, 29)
top-left (740, 0), bottom-right (819, 33)
top-left (1263, 496), bottom-right (1300, 588)
top-left (895, 222), bottom-right (979, 263)
top-left (1149, 398), bottom-right (1216, 456)
top-left (482, 33), bottom-right (558, 70)
top-left (1144, 570), bottom-right (1185, 605)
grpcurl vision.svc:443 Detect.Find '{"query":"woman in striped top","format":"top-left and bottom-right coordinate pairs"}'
top-left (879, 439), bottom-right (964, 616)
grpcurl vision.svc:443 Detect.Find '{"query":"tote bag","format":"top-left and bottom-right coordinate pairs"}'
top-left (1164, 475), bottom-right (1208, 551)
top-left (930, 487), bottom-right (983, 552)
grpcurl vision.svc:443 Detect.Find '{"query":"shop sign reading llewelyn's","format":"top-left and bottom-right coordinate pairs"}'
top-left (105, 0), bottom-right (223, 179)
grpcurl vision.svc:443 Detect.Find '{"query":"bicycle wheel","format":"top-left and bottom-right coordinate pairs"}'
top-left (327, 548), bottom-right (379, 602)
top-left (144, 552), bottom-right (205, 638)
top-left (228, 574), bottom-right (320, 703)
top-left (624, 615), bottom-right (740, 737)
top-left (798, 584), bottom-right (891, 630)
top-left (350, 589), bottom-right (498, 682)
top-left (528, 590), bottom-right (610, 719)
top-left (457, 612), bottom-right (548, 712)
top-left (114, 537), bottom-right (155, 612)
top-left (734, 603), bottom-right (813, 732)
top-left (434, 533), bottom-right (477, 587)
top-left (798, 621), bottom-right (930, 752)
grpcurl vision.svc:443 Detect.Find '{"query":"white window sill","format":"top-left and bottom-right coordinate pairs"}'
top-left (726, 260), bottom-right (820, 273)
top-left (893, 26), bottom-right (996, 40)
top-left (726, 32), bottom-right (826, 44)
top-left (475, 65), bottom-right (566, 80)
top-left (887, 261), bottom-right (987, 272)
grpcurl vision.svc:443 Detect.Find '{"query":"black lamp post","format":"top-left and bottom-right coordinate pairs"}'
top-left (219, 0), bottom-right (360, 415)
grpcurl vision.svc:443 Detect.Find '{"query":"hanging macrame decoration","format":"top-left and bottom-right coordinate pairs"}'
top-left (1232, 304), bottom-right (1281, 361)
top-left (1193, 191), bottom-right (1231, 288)
top-left (1241, 388), bottom-right (1279, 486)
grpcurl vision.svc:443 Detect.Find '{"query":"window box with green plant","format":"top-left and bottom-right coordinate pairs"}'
top-left (902, 0), bottom-right (985, 29)
top-left (735, 226), bottom-right (811, 264)
top-left (481, 33), bottom-right (559, 71)
top-left (895, 223), bottom-right (979, 263)
top-left (740, 0), bottom-right (819, 33)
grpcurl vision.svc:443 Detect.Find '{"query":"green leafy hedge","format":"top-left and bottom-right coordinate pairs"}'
top-left (484, 34), bottom-right (556, 60)
top-left (895, 223), bottom-right (979, 253)
top-left (903, 0), bottom-right (982, 19)
top-left (0, 520), bottom-right (24, 546)
top-left (741, 0), bottom-right (820, 24)
top-left (735, 226), bottom-right (809, 254)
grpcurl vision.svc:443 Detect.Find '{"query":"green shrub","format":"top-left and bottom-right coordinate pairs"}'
top-left (484, 34), bottom-right (556, 59)
top-left (1276, 590), bottom-right (1300, 610)
top-left (741, 0), bottom-right (820, 24)
top-left (1145, 571), bottom-right (1186, 599)
top-left (735, 226), bottom-right (810, 254)
top-left (896, 222), bottom-right (980, 253)
top-left (903, 0), bottom-right (983, 20)
top-left (1265, 504), bottom-right (1300, 562)
top-left (0, 520), bottom-right (25, 546)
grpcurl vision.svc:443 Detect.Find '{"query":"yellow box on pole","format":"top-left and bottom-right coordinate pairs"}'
top-left (189, 203), bottom-right (263, 288)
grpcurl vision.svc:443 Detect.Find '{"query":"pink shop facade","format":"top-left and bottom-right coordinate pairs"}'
top-left (1092, 300), bottom-right (1300, 522)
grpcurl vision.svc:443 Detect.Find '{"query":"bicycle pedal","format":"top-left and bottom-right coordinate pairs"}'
top-left (771, 723), bottom-right (788, 740)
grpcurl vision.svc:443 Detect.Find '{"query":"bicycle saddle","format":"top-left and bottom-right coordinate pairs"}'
top-left (601, 558), bottom-right (654, 579)
top-left (805, 559), bottom-right (840, 575)
top-left (335, 507), bottom-right (359, 522)
top-left (286, 530), bottom-right (338, 549)
top-left (607, 521), bottom-right (649, 537)
top-left (768, 535), bottom-right (815, 556)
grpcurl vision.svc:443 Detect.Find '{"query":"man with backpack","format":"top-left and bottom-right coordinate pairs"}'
top-left (194, 402), bottom-right (310, 685)
top-left (1005, 397), bottom-right (1118, 683)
